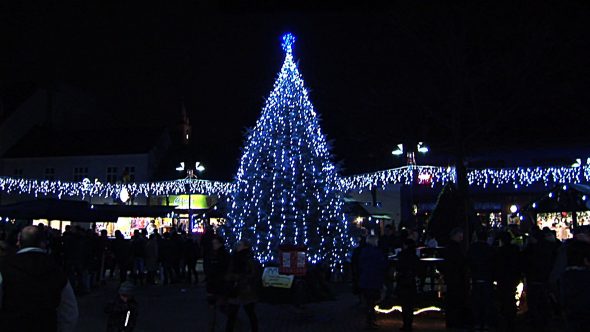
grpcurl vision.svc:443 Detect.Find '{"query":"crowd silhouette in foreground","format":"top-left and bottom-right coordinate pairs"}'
top-left (0, 223), bottom-right (261, 332)
top-left (352, 223), bottom-right (590, 331)
top-left (1, 220), bottom-right (590, 332)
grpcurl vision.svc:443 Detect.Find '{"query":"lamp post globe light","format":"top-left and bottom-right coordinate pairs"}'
top-left (391, 142), bottom-right (429, 166)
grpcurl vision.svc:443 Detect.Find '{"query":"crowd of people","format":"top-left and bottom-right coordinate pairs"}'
top-left (0, 223), bottom-right (262, 332)
top-left (2, 219), bottom-right (590, 332)
top-left (351, 223), bottom-right (590, 332)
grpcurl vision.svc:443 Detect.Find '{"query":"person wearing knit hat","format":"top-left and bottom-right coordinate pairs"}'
top-left (118, 281), bottom-right (135, 296)
top-left (105, 282), bottom-right (138, 331)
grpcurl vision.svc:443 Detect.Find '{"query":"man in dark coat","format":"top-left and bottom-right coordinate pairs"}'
top-left (0, 226), bottom-right (78, 332)
top-left (225, 240), bottom-right (260, 332)
top-left (351, 236), bottom-right (367, 302)
top-left (396, 239), bottom-right (420, 331)
top-left (523, 228), bottom-right (560, 331)
top-left (203, 235), bottom-right (230, 332)
top-left (112, 230), bottom-right (132, 282)
top-left (443, 227), bottom-right (468, 329)
top-left (467, 230), bottom-right (495, 331)
top-left (182, 234), bottom-right (200, 284)
top-left (359, 235), bottom-right (387, 330)
top-left (130, 230), bottom-right (146, 285)
top-left (495, 231), bottom-right (522, 332)
top-left (560, 238), bottom-right (590, 331)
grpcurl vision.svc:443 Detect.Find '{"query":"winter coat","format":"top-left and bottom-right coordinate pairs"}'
top-left (182, 238), bottom-right (200, 263)
top-left (204, 247), bottom-right (230, 295)
top-left (560, 267), bottom-right (590, 328)
top-left (226, 248), bottom-right (260, 304)
top-left (144, 238), bottom-right (159, 272)
top-left (495, 244), bottom-right (522, 289)
top-left (358, 245), bottom-right (387, 290)
top-left (467, 241), bottom-right (495, 282)
top-left (396, 248), bottom-right (419, 296)
top-left (443, 240), bottom-right (466, 287)
top-left (130, 237), bottom-right (146, 259)
top-left (105, 296), bottom-right (138, 332)
top-left (524, 238), bottom-right (560, 283)
top-left (0, 251), bottom-right (68, 332)
top-left (112, 238), bottom-right (132, 268)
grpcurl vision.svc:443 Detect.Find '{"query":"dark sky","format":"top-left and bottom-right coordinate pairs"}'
top-left (3, 1), bottom-right (590, 180)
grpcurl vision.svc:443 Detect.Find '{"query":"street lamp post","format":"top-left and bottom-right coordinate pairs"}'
top-left (176, 161), bottom-right (205, 233)
top-left (392, 141), bottom-right (429, 230)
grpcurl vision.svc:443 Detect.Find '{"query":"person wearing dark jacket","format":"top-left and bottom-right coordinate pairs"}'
top-left (560, 238), bottom-right (590, 332)
top-left (225, 240), bottom-right (260, 332)
top-left (359, 235), bottom-right (387, 330)
top-left (443, 227), bottom-right (468, 329)
top-left (0, 226), bottom-right (78, 332)
top-left (495, 231), bottom-right (522, 332)
top-left (183, 235), bottom-right (200, 284)
top-left (396, 239), bottom-right (420, 331)
top-left (105, 281), bottom-right (138, 332)
top-left (523, 228), bottom-right (560, 331)
top-left (467, 230), bottom-right (495, 331)
top-left (203, 235), bottom-right (230, 332)
top-left (351, 236), bottom-right (367, 302)
top-left (112, 231), bottom-right (132, 282)
top-left (130, 230), bottom-right (146, 286)
top-left (159, 232), bottom-right (177, 284)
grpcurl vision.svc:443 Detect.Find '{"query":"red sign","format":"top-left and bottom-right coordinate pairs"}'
top-left (278, 245), bottom-right (307, 276)
top-left (417, 173), bottom-right (432, 185)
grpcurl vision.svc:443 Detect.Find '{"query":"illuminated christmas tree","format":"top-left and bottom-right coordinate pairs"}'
top-left (225, 33), bottom-right (349, 271)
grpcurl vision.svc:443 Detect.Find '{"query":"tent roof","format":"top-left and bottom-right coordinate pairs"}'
top-left (523, 184), bottom-right (590, 213)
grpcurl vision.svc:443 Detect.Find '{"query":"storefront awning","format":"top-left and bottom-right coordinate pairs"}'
top-left (0, 199), bottom-right (176, 222)
top-left (0, 199), bottom-right (117, 222)
top-left (94, 205), bottom-right (176, 218)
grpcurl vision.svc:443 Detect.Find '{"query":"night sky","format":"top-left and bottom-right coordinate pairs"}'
top-left (3, 1), bottom-right (590, 181)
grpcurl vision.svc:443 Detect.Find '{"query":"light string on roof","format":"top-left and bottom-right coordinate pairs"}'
top-left (2, 165), bottom-right (589, 199)
top-left (0, 177), bottom-right (234, 199)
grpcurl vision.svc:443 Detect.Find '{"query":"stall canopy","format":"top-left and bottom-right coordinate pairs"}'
top-left (0, 199), bottom-right (176, 222)
top-left (523, 184), bottom-right (590, 213)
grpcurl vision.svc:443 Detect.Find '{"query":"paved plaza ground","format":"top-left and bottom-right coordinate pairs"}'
top-left (77, 280), bottom-right (571, 331)
top-left (76, 280), bottom-right (445, 332)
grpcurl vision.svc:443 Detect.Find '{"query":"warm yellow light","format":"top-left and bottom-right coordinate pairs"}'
top-left (515, 281), bottom-right (524, 307)
top-left (374, 305), bottom-right (402, 314)
top-left (413, 306), bottom-right (442, 315)
top-left (374, 305), bottom-right (442, 315)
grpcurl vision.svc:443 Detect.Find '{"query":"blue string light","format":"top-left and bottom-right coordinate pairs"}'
top-left (222, 33), bottom-right (350, 271)
top-left (281, 33), bottom-right (296, 54)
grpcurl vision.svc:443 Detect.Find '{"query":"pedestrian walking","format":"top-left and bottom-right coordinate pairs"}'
top-left (203, 235), bottom-right (230, 332)
top-left (495, 231), bottom-right (522, 332)
top-left (358, 235), bottom-right (387, 330)
top-left (442, 227), bottom-right (469, 329)
top-left (144, 234), bottom-right (159, 285)
top-left (467, 230), bottom-right (495, 331)
top-left (396, 239), bottom-right (420, 331)
top-left (560, 238), bottom-right (590, 332)
top-left (225, 240), bottom-right (260, 332)
top-left (130, 230), bottom-right (146, 285)
top-left (183, 234), bottom-right (200, 284)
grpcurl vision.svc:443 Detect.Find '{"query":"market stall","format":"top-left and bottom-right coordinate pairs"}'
top-left (523, 184), bottom-right (590, 240)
